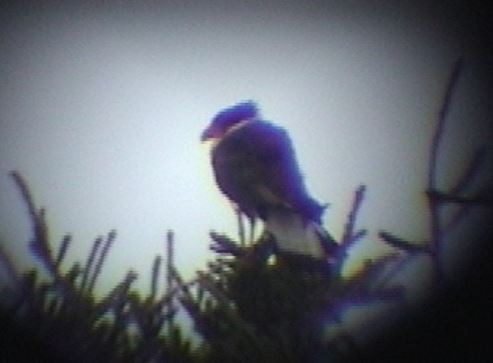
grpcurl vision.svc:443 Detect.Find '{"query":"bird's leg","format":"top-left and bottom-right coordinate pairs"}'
top-left (248, 217), bottom-right (256, 245)
top-left (236, 207), bottom-right (246, 247)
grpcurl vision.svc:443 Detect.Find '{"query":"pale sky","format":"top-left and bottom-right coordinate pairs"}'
top-left (1, 1), bottom-right (491, 297)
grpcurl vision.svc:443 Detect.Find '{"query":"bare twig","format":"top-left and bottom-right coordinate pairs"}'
top-left (427, 59), bottom-right (464, 282)
top-left (334, 185), bottom-right (368, 274)
top-left (379, 60), bottom-right (466, 286)
top-left (341, 185), bottom-right (367, 248)
top-left (378, 231), bottom-right (430, 254)
top-left (428, 59), bottom-right (463, 189)
top-left (426, 189), bottom-right (492, 205)
top-left (448, 146), bottom-right (489, 196)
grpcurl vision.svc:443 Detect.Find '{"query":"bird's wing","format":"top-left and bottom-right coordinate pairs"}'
top-left (212, 120), bottom-right (324, 222)
top-left (212, 134), bottom-right (260, 220)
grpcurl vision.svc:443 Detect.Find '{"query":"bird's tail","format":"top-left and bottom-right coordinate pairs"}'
top-left (264, 208), bottom-right (338, 260)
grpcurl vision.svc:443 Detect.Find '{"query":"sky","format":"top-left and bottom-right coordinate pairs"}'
top-left (1, 1), bottom-right (492, 300)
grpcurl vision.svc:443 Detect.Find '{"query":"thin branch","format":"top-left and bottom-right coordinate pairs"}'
top-left (428, 59), bottom-right (463, 189)
top-left (341, 185), bottom-right (367, 247)
top-left (378, 231), bottom-right (430, 254)
top-left (149, 255), bottom-right (162, 301)
top-left (165, 230), bottom-right (175, 328)
top-left (10, 171), bottom-right (39, 229)
top-left (55, 234), bottom-right (71, 269)
top-left (81, 236), bottom-right (103, 293)
top-left (426, 189), bottom-right (492, 205)
top-left (350, 230), bottom-right (367, 245)
top-left (449, 145), bottom-right (489, 196)
top-left (10, 172), bottom-right (59, 277)
top-left (96, 270), bottom-right (138, 315)
top-left (333, 185), bottom-right (367, 275)
top-left (87, 230), bottom-right (116, 293)
top-left (209, 231), bottom-right (244, 257)
top-left (166, 230), bottom-right (174, 297)
top-left (427, 59), bottom-right (464, 283)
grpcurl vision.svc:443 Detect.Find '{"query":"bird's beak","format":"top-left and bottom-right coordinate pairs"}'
top-left (200, 129), bottom-right (210, 142)
top-left (200, 126), bottom-right (215, 142)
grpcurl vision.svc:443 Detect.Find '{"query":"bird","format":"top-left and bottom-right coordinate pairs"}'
top-left (201, 101), bottom-right (337, 260)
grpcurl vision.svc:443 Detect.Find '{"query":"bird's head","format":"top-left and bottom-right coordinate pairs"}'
top-left (201, 101), bottom-right (259, 142)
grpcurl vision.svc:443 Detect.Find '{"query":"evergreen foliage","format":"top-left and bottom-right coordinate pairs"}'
top-left (1, 59), bottom-right (491, 362)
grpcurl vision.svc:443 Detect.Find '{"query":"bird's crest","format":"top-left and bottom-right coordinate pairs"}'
top-left (201, 101), bottom-right (259, 141)
top-left (213, 100), bottom-right (259, 125)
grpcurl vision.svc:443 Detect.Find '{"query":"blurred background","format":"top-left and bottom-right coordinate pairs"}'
top-left (0, 1), bottom-right (492, 300)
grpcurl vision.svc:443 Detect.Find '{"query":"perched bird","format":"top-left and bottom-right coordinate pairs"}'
top-left (201, 101), bottom-right (337, 260)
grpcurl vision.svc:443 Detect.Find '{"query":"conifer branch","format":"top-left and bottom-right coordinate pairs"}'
top-left (54, 234), bottom-right (71, 269)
